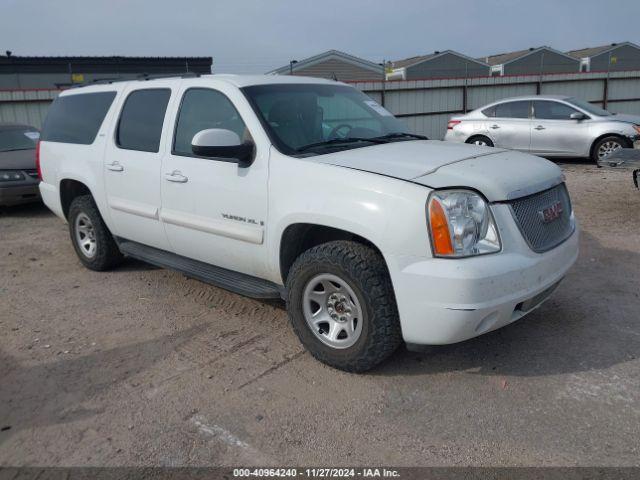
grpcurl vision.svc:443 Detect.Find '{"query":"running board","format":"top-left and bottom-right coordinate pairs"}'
top-left (117, 240), bottom-right (283, 300)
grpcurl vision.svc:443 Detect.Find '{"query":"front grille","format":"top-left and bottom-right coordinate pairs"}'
top-left (508, 183), bottom-right (574, 253)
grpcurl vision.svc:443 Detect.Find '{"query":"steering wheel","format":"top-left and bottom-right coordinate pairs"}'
top-left (328, 124), bottom-right (353, 140)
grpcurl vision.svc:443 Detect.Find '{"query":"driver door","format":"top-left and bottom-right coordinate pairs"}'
top-left (160, 84), bottom-right (270, 278)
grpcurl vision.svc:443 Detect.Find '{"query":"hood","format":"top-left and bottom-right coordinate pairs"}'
top-left (0, 148), bottom-right (36, 170)
top-left (611, 113), bottom-right (640, 125)
top-left (311, 140), bottom-right (563, 202)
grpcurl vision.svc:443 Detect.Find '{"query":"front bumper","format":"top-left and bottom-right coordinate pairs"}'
top-left (0, 183), bottom-right (41, 206)
top-left (388, 204), bottom-right (579, 345)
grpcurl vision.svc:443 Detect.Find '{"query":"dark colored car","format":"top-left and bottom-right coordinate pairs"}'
top-left (0, 123), bottom-right (41, 206)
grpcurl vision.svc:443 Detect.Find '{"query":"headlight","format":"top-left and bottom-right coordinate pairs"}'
top-left (0, 170), bottom-right (25, 182)
top-left (427, 189), bottom-right (501, 257)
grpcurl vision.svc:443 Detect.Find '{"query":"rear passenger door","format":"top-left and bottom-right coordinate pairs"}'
top-left (103, 85), bottom-right (173, 250)
top-left (485, 100), bottom-right (532, 151)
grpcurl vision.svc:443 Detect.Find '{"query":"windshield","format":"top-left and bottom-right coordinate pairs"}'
top-left (567, 97), bottom-right (612, 117)
top-left (242, 83), bottom-right (414, 155)
top-left (0, 127), bottom-right (39, 152)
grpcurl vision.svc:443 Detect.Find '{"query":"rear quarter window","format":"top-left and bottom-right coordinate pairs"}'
top-left (41, 91), bottom-right (117, 144)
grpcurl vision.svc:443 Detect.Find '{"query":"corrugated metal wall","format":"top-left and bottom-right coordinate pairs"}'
top-left (1, 70), bottom-right (639, 139)
top-left (352, 70), bottom-right (640, 139)
top-left (0, 89), bottom-right (59, 128)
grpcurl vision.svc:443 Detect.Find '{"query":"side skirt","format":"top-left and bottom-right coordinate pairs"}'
top-left (116, 239), bottom-right (284, 300)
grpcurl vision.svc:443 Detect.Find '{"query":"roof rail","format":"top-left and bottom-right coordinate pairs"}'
top-left (68, 72), bottom-right (201, 88)
top-left (137, 72), bottom-right (201, 81)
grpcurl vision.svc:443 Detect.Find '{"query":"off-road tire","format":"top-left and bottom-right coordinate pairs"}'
top-left (286, 240), bottom-right (402, 372)
top-left (68, 195), bottom-right (123, 271)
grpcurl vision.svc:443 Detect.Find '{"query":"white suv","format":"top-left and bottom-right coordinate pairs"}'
top-left (38, 74), bottom-right (579, 372)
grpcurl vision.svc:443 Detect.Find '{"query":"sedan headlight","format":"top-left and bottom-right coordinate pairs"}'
top-left (428, 189), bottom-right (501, 257)
top-left (0, 170), bottom-right (25, 182)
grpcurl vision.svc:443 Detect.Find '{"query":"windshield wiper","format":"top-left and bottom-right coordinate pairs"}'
top-left (296, 137), bottom-right (388, 152)
top-left (372, 132), bottom-right (429, 141)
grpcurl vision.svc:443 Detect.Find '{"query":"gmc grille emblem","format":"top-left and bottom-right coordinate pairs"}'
top-left (538, 201), bottom-right (563, 224)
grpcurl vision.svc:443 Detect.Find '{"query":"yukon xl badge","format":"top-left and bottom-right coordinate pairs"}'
top-left (538, 201), bottom-right (563, 224)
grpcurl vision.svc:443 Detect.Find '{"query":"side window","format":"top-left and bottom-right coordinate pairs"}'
top-left (173, 88), bottom-right (249, 156)
top-left (494, 101), bottom-right (530, 119)
top-left (533, 101), bottom-right (579, 120)
top-left (117, 89), bottom-right (171, 153)
top-left (41, 92), bottom-right (116, 144)
top-left (482, 105), bottom-right (496, 117)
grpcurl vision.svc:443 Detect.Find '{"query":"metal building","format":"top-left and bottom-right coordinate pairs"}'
top-left (268, 50), bottom-right (383, 81)
top-left (480, 46), bottom-right (580, 76)
top-left (566, 42), bottom-right (640, 73)
top-left (0, 55), bottom-right (213, 89)
top-left (387, 50), bottom-right (490, 80)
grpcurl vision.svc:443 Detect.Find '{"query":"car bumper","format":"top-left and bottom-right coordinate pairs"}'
top-left (0, 183), bottom-right (41, 206)
top-left (388, 222), bottom-right (579, 345)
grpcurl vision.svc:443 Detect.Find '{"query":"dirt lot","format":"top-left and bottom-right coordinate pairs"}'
top-left (1, 162), bottom-right (639, 467)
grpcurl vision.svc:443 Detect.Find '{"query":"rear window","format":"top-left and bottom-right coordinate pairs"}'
top-left (41, 92), bottom-right (116, 144)
top-left (116, 89), bottom-right (171, 153)
top-left (494, 101), bottom-right (530, 119)
top-left (0, 127), bottom-right (39, 152)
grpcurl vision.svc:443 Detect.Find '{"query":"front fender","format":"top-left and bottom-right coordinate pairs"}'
top-left (267, 151), bottom-right (433, 283)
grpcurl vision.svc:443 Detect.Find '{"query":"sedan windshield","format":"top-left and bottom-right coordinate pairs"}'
top-left (567, 97), bottom-right (612, 117)
top-left (242, 83), bottom-right (419, 155)
top-left (0, 127), bottom-right (39, 152)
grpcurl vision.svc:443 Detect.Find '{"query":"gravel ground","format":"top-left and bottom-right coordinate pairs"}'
top-left (1, 162), bottom-right (639, 467)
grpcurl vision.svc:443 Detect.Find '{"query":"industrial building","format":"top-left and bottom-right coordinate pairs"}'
top-left (0, 54), bottom-right (213, 89)
top-left (387, 50), bottom-right (490, 80)
top-left (480, 46), bottom-right (580, 76)
top-left (567, 42), bottom-right (640, 72)
top-left (268, 50), bottom-right (383, 81)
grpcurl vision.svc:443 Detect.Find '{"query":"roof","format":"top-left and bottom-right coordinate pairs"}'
top-left (392, 50), bottom-right (489, 69)
top-left (566, 42), bottom-right (640, 59)
top-left (479, 46), bottom-right (579, 66)
top-left (268, 50), bottom-right (382, 75)
top-left (60, 73), bottom-right (343, 96)
top-left (0, 55), bottom-right (213, 74)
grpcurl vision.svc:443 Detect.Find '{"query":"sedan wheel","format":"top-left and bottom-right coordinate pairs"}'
top-left (597, 139), bottom-right (623, 159)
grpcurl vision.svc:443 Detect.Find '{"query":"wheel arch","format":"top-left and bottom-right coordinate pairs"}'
top-left (279, 223), bottom-right (386, 284)
top-left (59, 178), bottom-right (93, 220)
top-left (589, 133), bottom-right (632, 159)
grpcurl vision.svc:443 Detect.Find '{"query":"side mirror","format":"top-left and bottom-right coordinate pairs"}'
top-left (570, 112), bottom-right (588, 121)
top-left (191, 128), bottom-right (255, 167)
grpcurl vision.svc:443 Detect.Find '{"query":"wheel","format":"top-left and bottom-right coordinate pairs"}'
top-left (286, 240), bottom-right (402, 372)
top-left (68, 195), bottom-right (123, 271)
top-left (466, 136), bottom-right (494, 147)
top-left (592, 136), bottom-right (627, 162)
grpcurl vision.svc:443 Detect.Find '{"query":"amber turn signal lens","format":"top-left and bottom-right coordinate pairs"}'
top-left (429, 198), bottom-right (454, 256)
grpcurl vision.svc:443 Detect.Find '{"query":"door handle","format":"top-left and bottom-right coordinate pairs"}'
top-left (165, 170), bottom-right (188, 183)
top-left (106, 161), bottom-right (124, 172)
top-left (534, 125), bottom-right (546, 131)
top-left (490, 124), bottom-right (500, 129)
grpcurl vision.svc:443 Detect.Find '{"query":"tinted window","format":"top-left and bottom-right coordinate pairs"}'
top-left (482, 105), bottom-right (496, 117)
top-left (494, 101), bottom-right (530, 119)
top-left (117, 89), bottom-right (171, 153)
top-left (173, 88), bottom-right (249, 156)
top-left (41, 92), bottom-right (116, 144)
top-left (533, 101), bottom-right (578, 120)
top-left (0, 126), bottom-right (39, 152)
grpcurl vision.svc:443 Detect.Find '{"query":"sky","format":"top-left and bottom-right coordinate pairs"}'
top-left (1, 0), bottom-right (639, 73)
